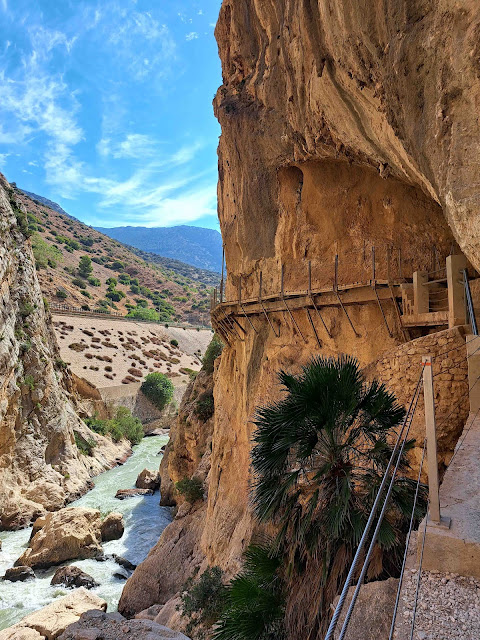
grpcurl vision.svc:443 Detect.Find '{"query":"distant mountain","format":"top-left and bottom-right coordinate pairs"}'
top-left (18, 188), bottom-right (76, 220)
top-left (95, 225), bottom-right (223, 273)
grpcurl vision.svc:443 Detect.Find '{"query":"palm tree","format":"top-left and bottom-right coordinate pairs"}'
top-left (250, 355), bottom-right (426, 639)
top-left (213, 543), bottom-right (286, 640)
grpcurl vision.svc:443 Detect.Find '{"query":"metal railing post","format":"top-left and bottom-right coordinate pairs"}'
top-left (422, 355), bottom-right (443, 524)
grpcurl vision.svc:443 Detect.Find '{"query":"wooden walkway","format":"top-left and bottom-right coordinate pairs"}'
top-left (211, 280), bottom-right (406, 345)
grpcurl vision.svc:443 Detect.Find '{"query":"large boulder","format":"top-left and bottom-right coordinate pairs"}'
top-left (333, 577), bottom-right (399, 640)
top-left (135, 469), bottom-right (161, 491)
top-left (50, 566), bottom-right (99, 590)
top-left (100, 512), bottom-right (124, 542)
top-left (2, 566), bottom-right (35, 582)
top-left (0, 588), bottom-right (106, 640)
top-left (57, 610), bottom-right (191, 640)
top-left (15, 508), bottom-right (104, 569)
top-left (115, 488), bottom-right (153, 500)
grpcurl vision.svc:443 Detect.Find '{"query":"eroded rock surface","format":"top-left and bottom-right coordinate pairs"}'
top-left (0, 588), bottom-right (107, 640)
top-left (50, 566), bottom-right (99, 590)
top-left (0, 175), bottom-right (131, 530)
top-left (58, 610), bottom-right (191, 640)
top-left (15, 508), bottom-right (120, 569)
top-left (135, 468), bottom-right (161, 491)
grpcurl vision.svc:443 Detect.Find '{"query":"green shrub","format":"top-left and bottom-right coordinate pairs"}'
top-left (202, 335), bottom-right (224, 373)
top-left (56, 289), bottom-right (68, 300)
top-left (127, 307), bottom-right (159, 321)
top-left (72, 277), bottom-right (87, 289)
top-left (170, 339), bottom-right (179, 347)
top-left (85, 406), bottom-right (143, 444)
top-left (31, 234), bottom-right (62, 270)
top-left (23, 374), bottom-right (35, 390)
top-left (176, 476), bottom-right (204, 503)
top-left (88, 276), bottom-right (101, 286)
top-left (74, 432), bottom-right (96, 456)
top-left (78, 255), bottom-right (93, 278)
top-left (213, 543), bottom-right (286, 640)
top-left (141, 372), bottom-right (174, 410)
top-left (105, 289), bottom-right (125, 302)
top-left (194, 391), bottom-right (214, 421)
top-left (19, 301), bottom-right (34, 318)
top-left (106, 277), bottom-right (117, 288)
top-left (179, 567), bottom-right (227, 639)
top-left (118, 273), bottom-right (130, 284)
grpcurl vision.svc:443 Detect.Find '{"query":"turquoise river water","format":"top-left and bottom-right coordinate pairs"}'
top-left (0, 435), bottom-right (171, 630)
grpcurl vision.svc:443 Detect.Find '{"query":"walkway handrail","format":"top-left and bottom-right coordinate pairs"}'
top-left (463, 269), bottom-right (478, 335)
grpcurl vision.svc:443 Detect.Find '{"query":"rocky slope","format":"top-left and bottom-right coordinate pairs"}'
top-left (11, 187), bottom-right (212, 324)
top-left (0, 174), bottom-right (130, 530)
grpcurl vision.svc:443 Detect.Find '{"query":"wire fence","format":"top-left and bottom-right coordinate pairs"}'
top-left (49, 302), bottom-right (212, 331)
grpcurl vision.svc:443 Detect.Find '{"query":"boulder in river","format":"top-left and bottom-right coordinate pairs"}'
top-left (100, 512), bottom-right (124, 542)
top-left (112, 553), bottom-right (136, 571)
top-left (15, 507), bottom-right (104, 569)
top-left (135, 468), bottom-right (161, 491)
top-left (57, 610), bottom-right (191, 639)
top-left (0, 587), bottom-right (106, 639)
top-left (51, 565), bottom-right (99, 590)
top-left (115, 488), bottom-right (154, 500)
top-left (2, 566), bottom-right (35, 582)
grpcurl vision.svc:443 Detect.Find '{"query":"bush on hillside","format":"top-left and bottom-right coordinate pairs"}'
top-left (31, 234), bottom-right (62, 270)
top-left (127, 307), bottom-right (159, 322)
top-left (141, 372), bottom-right (174, 410)
top-left (56, 289), bottom-right (68, 300)
top-left (78, 255), bottom-right (93, 278)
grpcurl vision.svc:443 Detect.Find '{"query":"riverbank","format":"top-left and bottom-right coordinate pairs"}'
top-left (0, 435), bottom-right (171, 631)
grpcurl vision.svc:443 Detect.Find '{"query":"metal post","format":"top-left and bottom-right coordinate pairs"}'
top-left (220, 244), bottom-right (225, 303)
top-left (422, 355), bottom-right (441, 524)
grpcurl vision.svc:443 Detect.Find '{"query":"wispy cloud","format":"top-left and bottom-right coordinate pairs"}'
top-left (186, 32), bottom-right (199, 41)
top-left (97, 133), bottom-right (158, 159)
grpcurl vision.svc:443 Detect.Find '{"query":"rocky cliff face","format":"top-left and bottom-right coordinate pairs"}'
top-left (120, 0), bottom-right (480, 623)
top-left (0, 174), bottom-right (129, 530)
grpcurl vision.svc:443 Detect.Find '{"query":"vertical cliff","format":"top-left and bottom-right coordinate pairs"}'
top-left (0, 175), bottom-right (129, 529)
top-left (120, 0), bottom-right (480, 623)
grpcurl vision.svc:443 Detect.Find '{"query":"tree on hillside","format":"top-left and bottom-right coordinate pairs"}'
top-left (78, 255), bottom-right (93, 278)
top-left (141, 372), bottom-right (174, 410)
top-left (245, 355), bottom-right (426, 638)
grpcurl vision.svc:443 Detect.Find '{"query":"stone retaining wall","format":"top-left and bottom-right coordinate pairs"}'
top-left (365, 326), bottom-right (469, 474)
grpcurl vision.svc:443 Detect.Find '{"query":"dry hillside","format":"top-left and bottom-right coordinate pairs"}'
top-left (10, 185), bottom-right (213, 326)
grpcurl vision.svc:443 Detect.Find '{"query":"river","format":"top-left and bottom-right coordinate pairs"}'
top-left (0, 435), bottom-right (172, 631)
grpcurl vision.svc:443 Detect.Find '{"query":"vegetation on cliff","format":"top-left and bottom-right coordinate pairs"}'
top-left (141, 372), bottom-right (174, 410)
top-left (186, 356), bottom-right (426, 639)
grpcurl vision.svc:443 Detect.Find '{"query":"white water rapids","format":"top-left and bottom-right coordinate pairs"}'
top-left (0, 435), bottom-right (172, 630)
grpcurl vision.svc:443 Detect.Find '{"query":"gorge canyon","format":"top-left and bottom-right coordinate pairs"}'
top-left (2, 1), bottom-right (480, 639)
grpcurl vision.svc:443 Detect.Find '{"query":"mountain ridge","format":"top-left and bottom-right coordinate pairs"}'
top-left (96, 224), bottom-right (223, 273)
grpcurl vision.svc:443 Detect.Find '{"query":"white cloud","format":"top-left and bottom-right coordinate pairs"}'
top-left (28, 160), bottom-right (38, 166)
top-left (186, 32), bottom-right (199, 41)
top-left (97, 133), bottom-right (157, 159)
top-left (0, 152), bottom-right (9, 165)
top-left (198, 10), bottom-right (204, 15)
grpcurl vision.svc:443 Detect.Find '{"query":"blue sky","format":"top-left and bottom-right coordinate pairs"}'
top-left (0, 0), bottom-right (222, 229)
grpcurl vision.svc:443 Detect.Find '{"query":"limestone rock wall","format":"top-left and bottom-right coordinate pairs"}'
top-left (0, 175), bottom-right (129, 530)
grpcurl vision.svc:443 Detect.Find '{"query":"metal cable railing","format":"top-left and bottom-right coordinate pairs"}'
top-left (463, 269), bottom-right (478, 335)
top-left (324, 369), bottom-right (425, 640)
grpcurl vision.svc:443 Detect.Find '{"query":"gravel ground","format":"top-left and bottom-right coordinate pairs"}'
top-left (392, 534), bottom-right (480, 639)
